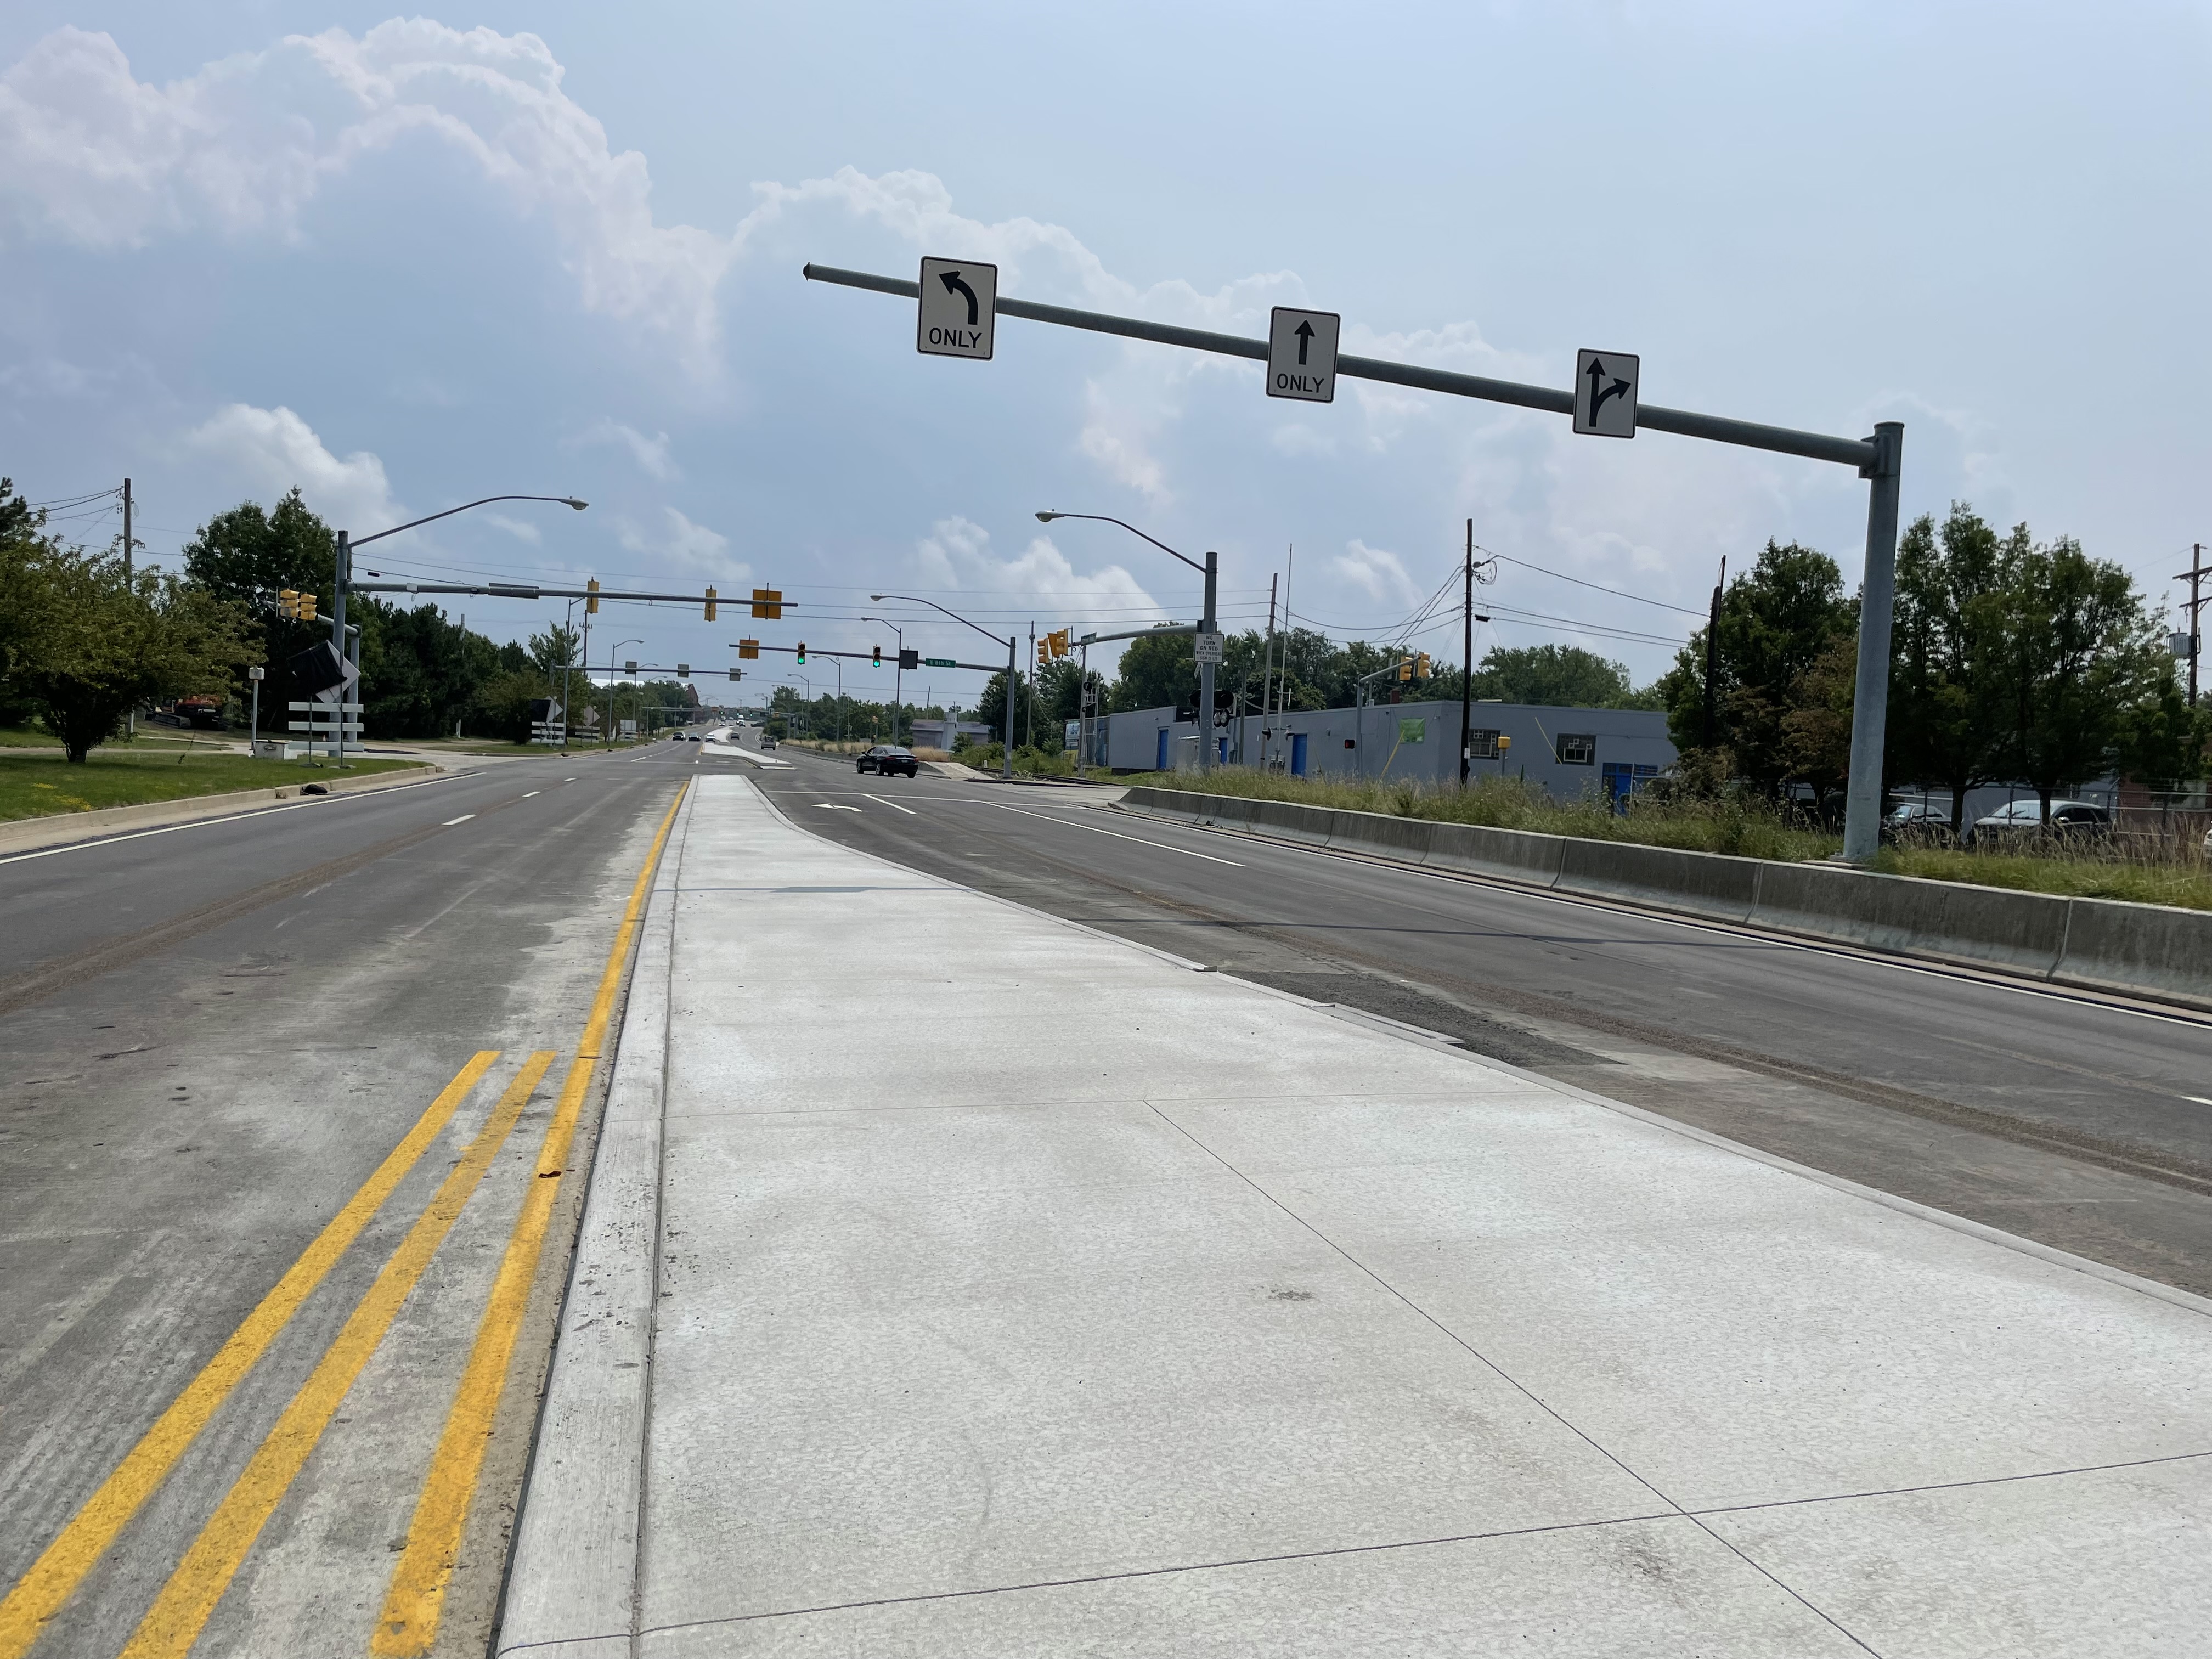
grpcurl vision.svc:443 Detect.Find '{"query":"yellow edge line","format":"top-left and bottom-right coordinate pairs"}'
top-left (373, 780), bottom-right (689, 1656)
top-left (0, 1049), bottom-right (502, 1659)
top-left (117, 1051), bottom-right (560, 1659)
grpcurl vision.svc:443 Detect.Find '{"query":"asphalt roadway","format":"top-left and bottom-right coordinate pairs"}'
top-left (0, 740), bottom-right (696, 1658)
top-left (743, 740), bottom-right (2212, 1300)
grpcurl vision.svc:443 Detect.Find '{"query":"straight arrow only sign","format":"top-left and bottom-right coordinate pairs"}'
top-left (1572, 348), bottom-right (1639, 438)
top-left (1267, 307), bottom-right (1340, 403)
top-left (917, 256), bottom-right (996, 359)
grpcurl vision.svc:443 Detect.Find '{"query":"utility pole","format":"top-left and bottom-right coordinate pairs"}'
top-left (1460, 518), bottom-right (1474, 786)
top-left (332, 529), bottom-right (350, 768)
top-left (1028, 619), bottom-right (1036, 751)
top-left (1198, 550), bottom-right (1218, 775)
top-left (123, 478), bottom-right (136, 738)
top-left (1702, 556), bottom-right (1725, 748)
top-left (2179, 544), bottom-right (2207, 708)
top-left (1262, 571), bottom-right (1279, 770)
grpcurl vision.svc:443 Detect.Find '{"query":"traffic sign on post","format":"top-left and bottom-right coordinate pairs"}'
top-left (917, 257), bottom-right (996, 359)
top-left (1573, 349), bottom-right (1639, 438)
top-left (1267, 307), bottom-right (1339, 402)
top-left (1194, 629), bottom-right (1225, 664)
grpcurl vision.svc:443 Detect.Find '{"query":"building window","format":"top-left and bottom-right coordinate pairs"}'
top-left (1468, 729), bottom-right (1500, 759)
top-left (1556, 733), bottom-right (1595, 765)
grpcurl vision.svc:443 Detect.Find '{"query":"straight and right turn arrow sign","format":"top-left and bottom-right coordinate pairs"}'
top-left (1573, 348), bottom-right (1639, 437)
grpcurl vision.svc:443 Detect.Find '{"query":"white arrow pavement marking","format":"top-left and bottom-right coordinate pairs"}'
top-left (861, 793), bottom-right (917, 815)
top-left (812, 803), bottom-right (861, 811)
top-left (442, 815), bottom-right (475, 826)
top-left (972, 800), bottom-right (1243, 865)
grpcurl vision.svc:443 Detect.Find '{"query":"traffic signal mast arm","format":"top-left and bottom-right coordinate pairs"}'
top-left (727, 643), bottom-right (1001, 672)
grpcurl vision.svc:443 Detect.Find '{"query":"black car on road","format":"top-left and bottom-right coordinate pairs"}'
top-left (857, 744), bottom-right (919, 778)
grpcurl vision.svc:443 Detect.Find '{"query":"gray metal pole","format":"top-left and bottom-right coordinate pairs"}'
top-left (1198, 550), bottom-right (1217, 775)
top-left (1841, 421), bottom-right (1905, 861)
top-left (1460, 519), bottom-right (1474, 786)
top-left (332, 528), bottom-right (349, 768)
top-left (1002, 635), bottom-right (1015, 778)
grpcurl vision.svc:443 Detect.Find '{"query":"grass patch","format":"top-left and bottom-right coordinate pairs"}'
top-left (0, 723), bottom-right (202, 749)
top-left (1134, 766), bottom-right (2212, 912)
top-left (0, 751), bottom-right (424, 822)
top-left (955, 743), bottom-right (1077, 777)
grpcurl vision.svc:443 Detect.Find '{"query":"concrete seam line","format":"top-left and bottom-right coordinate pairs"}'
top-left (493, 785), bottom-right (689, 1658)
top-left (1401, 1025), bottom-right (2212, 1323)
top-left (118, 1050), bottom-right (558, 1659)
top-left (0, 1048), bottom-right (501, 1659)
top-left (1113, 800), bottom-right (2212, 1026)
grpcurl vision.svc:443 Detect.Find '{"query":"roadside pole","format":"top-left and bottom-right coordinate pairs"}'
top-left (332, 529), bottom-right (349, 769)
top-left (1460, 520), bottom-right (1474, 786)
top-left (1198, 551), bottom-right (1218, 775)
top-left (1841, 422), bottom-right (1905, 861)
top-left (1702, 557), bottom-right (1725, 748)
top-left (248, 665), bottom-right (263, 751)
top-left (1003, 634), bottom-right (1015, 777)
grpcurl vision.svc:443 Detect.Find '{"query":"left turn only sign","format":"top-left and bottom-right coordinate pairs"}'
top-left (918, 257), bottom-right (996, 359)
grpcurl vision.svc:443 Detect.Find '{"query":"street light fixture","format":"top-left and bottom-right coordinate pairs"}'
top-left (869, 592), bottom-right (1017, 778)
top-left (1035, 511), bottom-right (1218, 775)
top-left (332, 494), bottom-right (588, 766)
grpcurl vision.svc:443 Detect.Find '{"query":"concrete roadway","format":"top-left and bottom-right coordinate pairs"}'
top-left (743, 741), bottom-right (2212, 1297)
top-left (0, 740), bottom-right (698, 1657)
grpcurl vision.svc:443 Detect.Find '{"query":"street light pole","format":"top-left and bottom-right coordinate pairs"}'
top-left (1035, 510), bottom-right (1216, 775)
top-left (862, 618), bottom-right (906, 743)
top-left (609, 638), bottom-right (641, 745)
top-left (871, 592), bottom-right (1016, 780)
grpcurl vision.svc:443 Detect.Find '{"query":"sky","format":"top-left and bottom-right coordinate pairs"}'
top-left (3, 2), bottom-right (2207, 708)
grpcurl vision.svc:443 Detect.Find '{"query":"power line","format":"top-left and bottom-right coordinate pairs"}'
top-left (1485, 549), bottom-right (1709, 616)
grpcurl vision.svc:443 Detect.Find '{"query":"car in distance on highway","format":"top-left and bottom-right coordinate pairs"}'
top-left (1964, 799), bottom-right (2112, 848)
top-left (856, 744), bottom-right (919, 778)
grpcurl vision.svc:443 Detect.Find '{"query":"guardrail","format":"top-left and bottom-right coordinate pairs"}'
top-left (1119, 787), bottom-right (2212, 1013)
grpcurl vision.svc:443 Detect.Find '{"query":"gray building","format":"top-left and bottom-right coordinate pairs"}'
top-left (1093, 699), bottom-right (1677, 808)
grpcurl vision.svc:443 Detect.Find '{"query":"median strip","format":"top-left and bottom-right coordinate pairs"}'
top-left (0, 1050), bottom-right (501, 1659)
top-left (118, 1051), bottom-right (560, 1659)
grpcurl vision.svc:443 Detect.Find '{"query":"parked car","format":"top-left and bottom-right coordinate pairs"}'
top-left (1881, 802), bottom-right (1954, 844)
top-left (856, 744), bottom-right (919, 778)
top-left (1964, 799), bottom-right (2111, 848)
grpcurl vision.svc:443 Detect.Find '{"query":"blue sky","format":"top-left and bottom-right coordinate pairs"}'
top-left (3, 2), bottom-right (2206, 706)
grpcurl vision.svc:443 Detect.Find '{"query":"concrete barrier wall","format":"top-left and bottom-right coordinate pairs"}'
top-left (1118, 787), bottom-right (2212, 1012)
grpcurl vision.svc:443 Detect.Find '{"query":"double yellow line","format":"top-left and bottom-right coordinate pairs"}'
top-left (0, 782), bottom-right (686, 1659)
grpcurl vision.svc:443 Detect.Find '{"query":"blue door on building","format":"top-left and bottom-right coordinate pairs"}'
top-left (1602, 761), bottom-right (1660, 812)
top-left (1290, 732), bottom-right (1308, 777)
top-left (1155, 727), bottom-right (1170, 771)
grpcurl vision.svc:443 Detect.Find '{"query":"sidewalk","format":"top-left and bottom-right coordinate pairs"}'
top-left (501, 774), bottom-right (2212, 1657)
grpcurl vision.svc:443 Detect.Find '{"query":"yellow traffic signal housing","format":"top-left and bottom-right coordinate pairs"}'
top-left (1037, 639), bottom-right (1050, 667)
top-left (297, 591), bottom-right (319, 623)
top-left (586, 578), bottom-right (601, 614)
top-left (704, 586), bottom-right (718, 622)
top-left (737, 639), bottom-right (760, 659)
top-left (1396, 658), bottom-right (1413, 681)
top-left (278, 589), bottom-right (299, 619)
top-left (1415, 652), bottom-right (1432, 679)
top-left (751, 587), bottom-right (782, 620)
top-left (1049, 629), bottom-right (1070, 658)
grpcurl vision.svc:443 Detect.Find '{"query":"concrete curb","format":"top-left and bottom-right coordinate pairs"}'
top-left (1120, 787), bottom-right (2212, 1014)
top-left (0, 762), bottom-right (445, 857)
top-left (496, 786), bottom-right (690, 1657)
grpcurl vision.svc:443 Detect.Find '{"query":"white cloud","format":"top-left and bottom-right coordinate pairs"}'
top-left (1331, 539), bottom-right (1421, 607)
top-left (574, 418), bottom-right (679, 481)
top-left (482, 513), bottom-right (541, 543)
top-left (616, 506), bottom-right (744, 580)
top-left (906, 518), bottom-right (1169, 662)
top-left (182, 402), bottom-right (400, 531)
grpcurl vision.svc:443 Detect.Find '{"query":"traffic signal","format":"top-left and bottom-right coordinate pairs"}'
top-left (737, 639), bottom-right (760, 659)
top-left (795, 642), bottom-right (806, 663)
top-left (703, 587), bottom-right (718, 622)
top-left (872, 643), bottom-right (882, 667)
top-left (297, 591), bottom-right (318, 623)
top-left (1415, 652), bottom-right (1432, 679)
top-left (1396, 658), bottom-right (1413, 681)
top-left (586, 578), bottom-right (600, 615)
top-left (751, 587), bottom-right (782, 619)
top-left (278, 589), bottom-right (300, 619)
top-left (1048, 629), bottom-right (1070, 659)
top-left (1037, 639), bottom-right (1050, 667)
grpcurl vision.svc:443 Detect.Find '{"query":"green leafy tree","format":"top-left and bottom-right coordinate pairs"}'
top-left (1989, 535), bottom-right (2168, 820)
top-left (1, 479), bottom-right (51, 726)
top-left (1468, 643), bottom-right (1652, 708)
top-left (182, 489), bottom-right (337, 718)
top-left (1109, 630), bottom-right (1195, 712)
top-left (1657, 540), bottom-right (1857, 798)
top-left (1887, 505), bottom-right (2015, 826)
top-left (10, 540), bottom-right (254, 761)
top-left (528, 623), bottom-right (583, 675)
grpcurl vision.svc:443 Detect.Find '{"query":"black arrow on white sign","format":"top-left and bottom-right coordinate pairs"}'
top-left (1585, 356), bottom-right (1630, 424)
top-left (939, 269), bottom-right (980, 326)
top-left (1294, 319), bottom-right (1314, 365)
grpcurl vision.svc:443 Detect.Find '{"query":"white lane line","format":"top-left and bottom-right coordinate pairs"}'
top-left (0, 775), bottom-right (461, 866)
top-left (442, 814), bottom-right (476, 826)
top-left (980, 799), bottom-right (1242, 865)
top-left (523, 791), bottom-right (541, 798)
top-left (563, 777), bottom-right (575, 782)
top-left (812, 803), bottom-right (861, 812)
top-left (861, 793), bottom-right (917, 815)
top-left (2186, 1095), bottom-right (2212, 1108)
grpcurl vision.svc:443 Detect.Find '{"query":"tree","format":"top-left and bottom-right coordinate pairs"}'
top-left (974, 668), bottom-right (1026, 738)
top-left (1657, 540), bottom-right (1857, 798)
top-left (1887, 505), bottom-right (2014, 827)
top-left (9, 541), bottom-right (253, 761)
top-left (1467, 644), bottom-right (1650, 708)
top-left (528, 623), bottom-right (582, 675)
top-left (1109, 630), bottom-right (1195, 712)
top-left (182, 490), bottom-right (337, 720)
top-left (0, 479), bottom-right (50, 726)
top-left (1989, 535), bottom-right (2167, 821)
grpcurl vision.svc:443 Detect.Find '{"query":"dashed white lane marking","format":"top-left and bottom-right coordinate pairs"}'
top-left (522, 791), bottom-right (540, 798)
top-left (442, 815), bottom-right (476, 826)
top-left (861, 793), bottom-right (917, 815)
